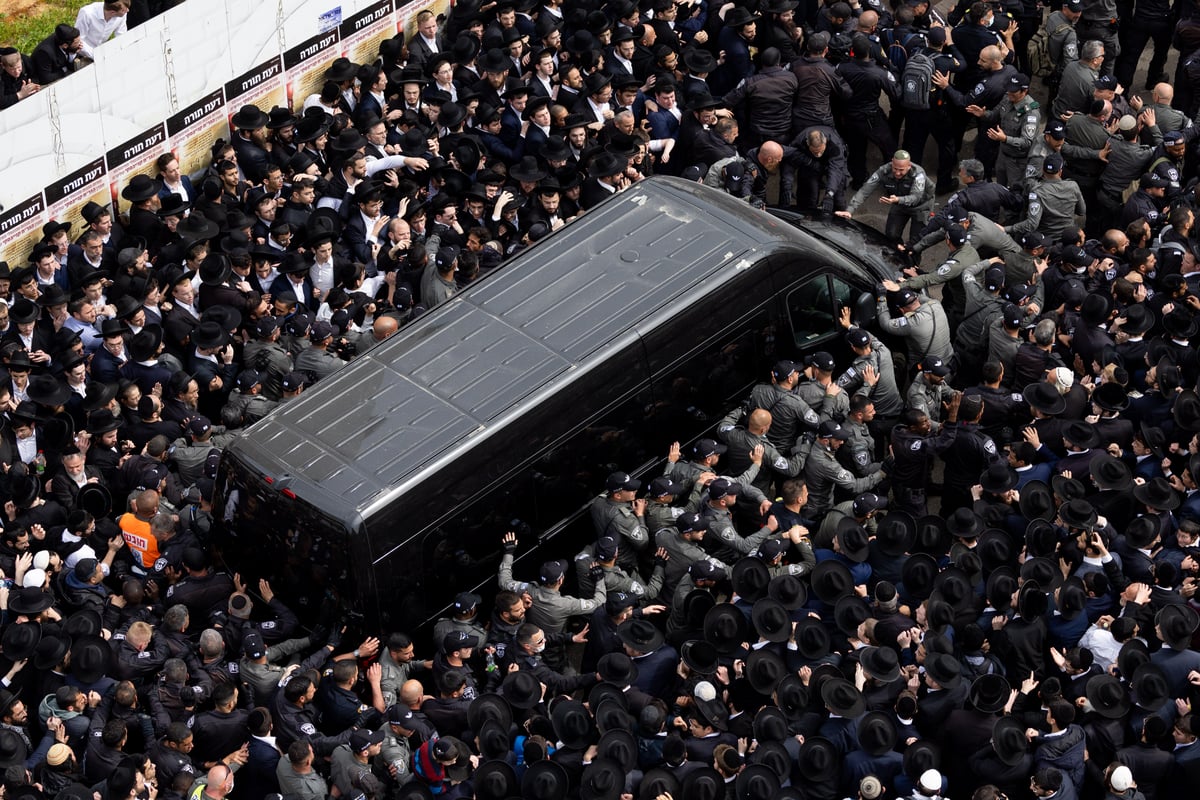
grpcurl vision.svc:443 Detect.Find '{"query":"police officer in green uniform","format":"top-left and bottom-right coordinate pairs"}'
top-left (803, 421), bottom-right (887, 521)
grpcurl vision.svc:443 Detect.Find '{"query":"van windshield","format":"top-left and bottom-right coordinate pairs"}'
top-left (215, 453), bottom-right (352, 621)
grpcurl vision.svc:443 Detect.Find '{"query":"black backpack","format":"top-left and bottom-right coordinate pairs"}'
top-left (900, 51), bottom-right (935, 110)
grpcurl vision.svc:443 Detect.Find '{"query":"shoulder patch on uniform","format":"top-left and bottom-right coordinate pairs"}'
top-left (910, 440), bottom-right (923, 451)
top-left (855, 451), bottom-right (869, 466)
top-left (154, 558), bottom-right (167, 572)
top-left (895, 317), bottom-right (908, 327)
top-left (261, 621), bottom-right (276, 630)
top-left (837, 469), bottom-right (853, 481)
top-left (937, 264), bottom-right (952, 275)
top-left (1028, 201), bottom-right (1041, 215)
top-left (300, 722), bottom-right (317, 735)
top-left (773, 456), bottom-right (789, 470)
top-left (984, 439), bottom-right (997, 454)
top-left (973, 82), bottom-right (985, 94)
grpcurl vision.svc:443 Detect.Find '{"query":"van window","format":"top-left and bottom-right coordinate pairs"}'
top-left (786, 273), bottom-right (842, 347)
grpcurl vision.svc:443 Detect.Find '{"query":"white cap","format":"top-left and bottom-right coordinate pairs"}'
top-left (694, 681), bottom-right (717, 701)
top-left (65, 544), bottom-right (97, 571)
top-left (1109, 766), bottom-right (1134, 792)
top-left (22, 568), bottom-right (46, 589)
top-left (919, 769), bottom-right (942, 794)
top-left (32, 550), bottom-right (51, 570)
top-left (1052, 367), bottom-right (1074, 392)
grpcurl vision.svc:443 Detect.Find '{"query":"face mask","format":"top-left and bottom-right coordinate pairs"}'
top-left (533, 642), bottom-right (546, 654)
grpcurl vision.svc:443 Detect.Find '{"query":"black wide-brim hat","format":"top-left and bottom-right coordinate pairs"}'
top-left (1133, 476), bottom-right (1179, 511)
top-left (859, 645), bottom-right (901, 683)
top-left (70, 634), bottom-right (115, 684)
top-left (733, 556), bottom-right (771, 602)
top-left (745, 648), bottom-right (787, 695)
top-left (810, 559), bottom-right (855, 603)
top-left (991, 716), bottom-right (1029, 766)
top-left (968, 672), bottom-right (1011, 714)
top-left (1091, 454), bottom-right (1133, 491)
top-left (1, 622), bottom-right (41, 660)
top-left (1023, 381), bottom-right (1066, 415)
top-left (1018, 480), bottom-right (1055, 521)
top-left (522, 760), bottom-right (570, 800)
top-left (750, 597), bottom-right (790, 643)
top-left (499, 670), bottom-right (542, 709)
top-left (467, 693), bottom-right (513, 733)
top-left (703, 602), bottom-right (748, 655)
top-left (551, 699), bottom-right (594, 749)
top-left (900, 552), bottom-right (938, 600)
top-left (875, 510), bottom-right (915, 556)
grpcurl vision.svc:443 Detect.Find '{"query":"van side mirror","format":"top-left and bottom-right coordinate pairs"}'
top-left (853, 292), bottom-right (876, 327)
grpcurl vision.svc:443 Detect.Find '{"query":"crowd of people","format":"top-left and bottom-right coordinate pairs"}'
top-left (3, 0), bottom-right (1200, 800)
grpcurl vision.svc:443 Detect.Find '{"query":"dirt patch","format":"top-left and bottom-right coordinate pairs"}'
top-left (8, 0), bottom-right (46, 15)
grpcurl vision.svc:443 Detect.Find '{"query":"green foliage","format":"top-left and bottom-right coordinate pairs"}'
top-left (0, 1), bottom-right (93, 56)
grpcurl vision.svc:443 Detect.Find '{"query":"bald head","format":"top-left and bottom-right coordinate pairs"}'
top-left (981, 45), bottom-right (1002, 67)
top-left (1153, 83), bottom-right (1173, 104)
top-left (748, 409), bottom-right (773, 435)
top-left (372, 315), bottom-right (399, 341)
top-left (757, 140), bottom-right (783, 169)
top-left (858, 10), bottom-right (878, 31)
top-left (400, 679), bottom-right (424, 708)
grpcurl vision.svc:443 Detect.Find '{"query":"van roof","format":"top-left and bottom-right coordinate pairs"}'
top-left (226, 178), bottom-right (802, 511)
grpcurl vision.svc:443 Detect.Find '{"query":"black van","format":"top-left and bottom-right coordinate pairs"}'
top-left (213, 177), bottom-right (906, 628)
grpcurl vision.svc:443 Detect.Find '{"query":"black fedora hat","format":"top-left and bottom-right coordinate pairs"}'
top-left (733, 557), bottom-right (771, 602)
top-left (325, 57), bottom-right (358, 82)
top-left (121, 174), bottom-right (163, 202)
top-left (0, 729), bottom-right (27, 770)
top-left (913, 514), bottom-right (950, 556)
top-left (510, 155), bottom-right (548, 183)
top-left (638, 768), bottom-right (680, 800)
top-left (580, 757), bottom-right (625, 800)
top-left (1056, 577), bottom-right (1087, 621)
top-left (1063, 420), bottom-right (1101, 450)
top-left (474, 759), bottom-right (517, 800)
top-left (26, 374), bottom-right (71, 408)
top-left (1084, 674), bottom-right (1132, 719)
top-left (1131, 663), bottom-right (1169, 710)
top-left (1092, 381), bottom-right (1130, 412)
top-left (78, 482), bottom-right (113, 521)
top-left (1018, 480), bottom-right (1055, 521)
top-left (749, 741), bottom-right (790, 783)
top-left (904, 739), bottom-right (941, 779)
top-left (34, 284), bottom-right (69, 307)
top-left (792, 618), bottom-right (831, 661)
top-left (156, 192), bottom-right (191, 218)
top-left (62, 608), bottom-right (103, 640)
top-left (69, 633), bottom-right (112, 686)
top-left (835, 518), bottom-right (870, 562)
top-left (1017, 580), bottom-right (1050, 619)
top-left (859, 645), bottom-right (901, 683)
top-left (810, 559), bottom-right (855, 603)
top-left (499, 670), bottom-right (543, 709)
top-left (1117, 638), bottom-right (1149, 679)
top-left (7, 587), bottom-right (53, 616)
top-left (681, 766), bottom-right (724, 800)
top-left (1023, 381), bottom-right (1066, 415)
top-left (821, 676), bottom-right (866, 717)
top-left (616, 618), bottom-right (664, 654)
top-left (597, 652), bottom-right (639, 687)
top-left (293, 112), bottom-right (332, 142)
top-left (946, 507), bottom-right (984, 539)
top-left (1, 622), bottom-right (41, 660)
top-left (745, 649), bottom-right (787, 695)
top-left (1156, 604), bottom-right (1199, 649)
top-left (967, 673), bottom-right (1011, 714)
top-left (980, 463), bottom-right (1019, 495)
top-left (1162, 309), bottom-right (1199, 339)
top-left (694, 697), bottom-right (729, 731)
top-left (199, 253), bottom-right (233, 286)
top-left (1058, 498), bottom-right (1098, 530)
top-left (991, 716), bottom-right (1028, 766)
top-left (267, 105), bottom-right (298, 129)
top-left (176, 212), bottom-right (219, 243)
top-left (977, 528), bottom-right (1013, 573)
top-left (735, 763), bottom-right (780, 800)
top-left (593, 699), bottom-right (633, 734)
top-left (797, 736), bottom-right (839, 782)
top-left (1051, 473), bottom-right (1086, 502)
top-left (551, 699), bottom-right (594, 749)
top-left (589, 682), bottom-right (629, 715)
top-left (192, 320), bottom-right (231, 350)
top-left (774, 674), bottom-right (809, 719)
top-left (752, 706), bottom-right (788, 743)
top-left (1138, 422), bottom-right (1166, 459)
top-left (750, 597), bottom-right (790, 643)
top-left (1092, 454), bottom-right (1132, 491)
top-left (681, 639), bottom-right (719, 675)
top-left (856, 711), bottom-right (898, 756)
top-left (724, 7), bottom-right (762, 27)
top-left (682, 47), bottom-right (718, 74)
top-left (10, 297), bottom-right (40, 325)
top-left (588, 151), bottom-right (625, 179)
top-left (522, 760), bottom-right (569, 800)
top-left (231, 103), bottom-right (269, 130)
top-left (766, 573), bottom-right (807, 610)
top-left (467, 693), bottom-right (513, 733)
top-left (703, 603), bottom-right (748, 655)
top-left (126, 325), bottom-right (163, 362)
top-left (33, 633), bottom-right (69, 671)
top-left (924, 652), bottom-right (963, 688)
top-left (1134, 477), bottom-right (1179, 511)
top-left (875, 510), bottom-right (915, 556)
top-left (596, 729), bottom-right (637, 771)
top-left (900, 552), bottom-right (938, 601)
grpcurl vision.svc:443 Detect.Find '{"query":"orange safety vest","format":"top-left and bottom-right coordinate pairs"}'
top-left (119, 513), bottom-right (159, 570)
